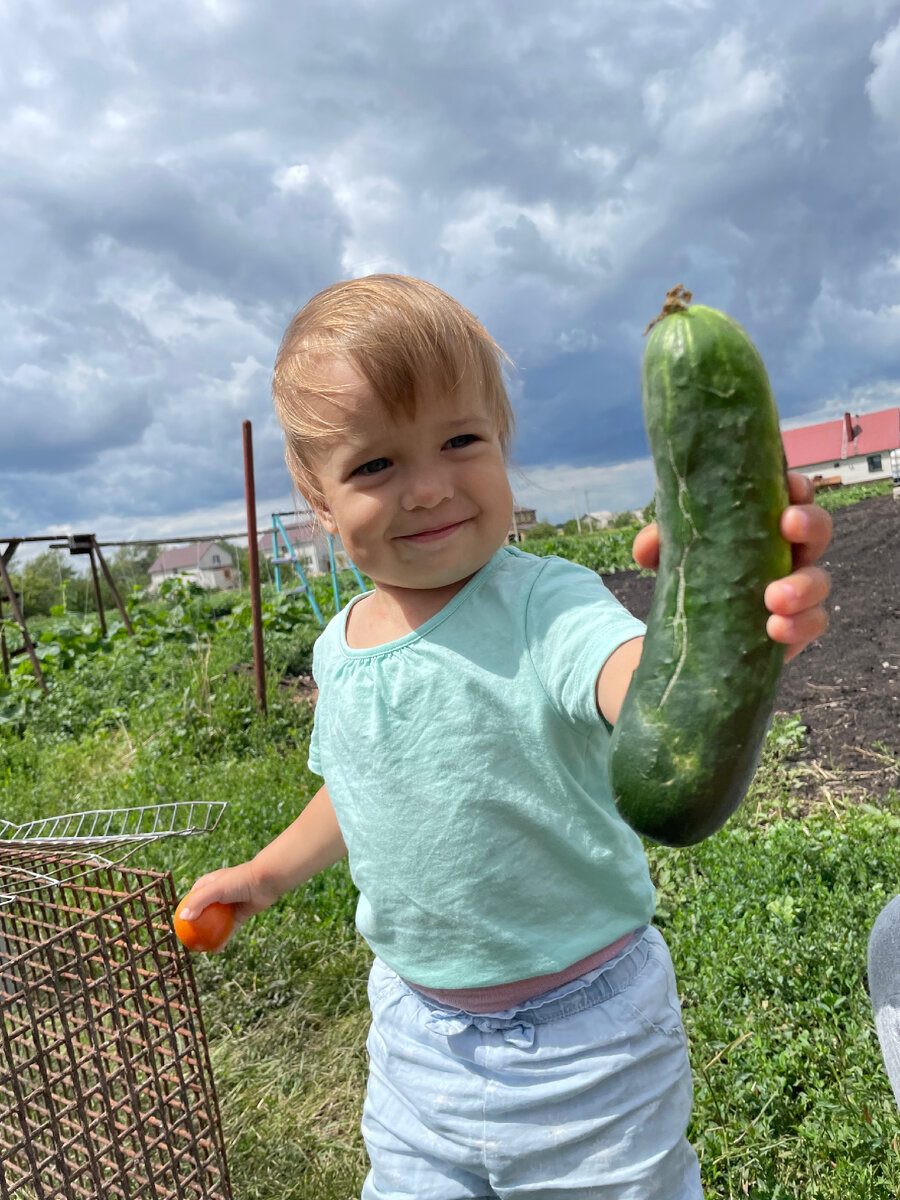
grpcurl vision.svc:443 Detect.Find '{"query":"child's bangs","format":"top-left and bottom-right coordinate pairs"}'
top-left (271, 275), bottom-right (516, 506)
top-left (347, 305), bottom-right (514, 453)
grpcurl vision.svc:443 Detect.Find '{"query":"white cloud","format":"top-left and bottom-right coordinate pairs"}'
top-left (0, 105), bottom-right (57, 153)
top-left (100, 274), bottom-right (271, 351)
top-left (643, 29), bottom-right (786, 155)
top-left (273, 164), bottom-right (313, 194)
top-left (781, 379), bottom-right (900, 430)
top-left (867, 19), bottom-right (900, 125)
top-left (808, 279), bottom-right (900, 358)
top-left (510, 457), bottom-right (657, 524)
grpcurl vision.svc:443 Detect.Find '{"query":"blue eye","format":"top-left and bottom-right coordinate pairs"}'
top-left (352, 457), bottom-right (390, 477)
top-left (446, 434), bottom-right (478, 449)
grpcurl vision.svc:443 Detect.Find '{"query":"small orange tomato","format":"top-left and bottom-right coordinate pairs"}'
top-left (173, 896), bottom-right (235, 953)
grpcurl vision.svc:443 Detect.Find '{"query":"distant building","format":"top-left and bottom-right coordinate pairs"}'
top-left (581, 510), bottom-right (645, 530)
top-left (148, 542), bottom-right (236, 592)
top-left (508, 506), bottom-right (538, 542)
top-left (585, 510), bottom-right (614, 529)
top-left (258, 519), bottom-right (347, 575)
top-left (782, 407), bottom-right (900, 488)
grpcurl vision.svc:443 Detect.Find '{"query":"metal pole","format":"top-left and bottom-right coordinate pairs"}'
top-left (0, 594), bottom-right (9, 677)
top-left (87, 547), bottom-right (107, 635)
top-left (242, 420), bottom-right (267, 715)
top-left (0, 549), bottom-right (47, 693)
top-left (272, 517), bottom-right (282, 594)
top-left (92, 541), bottom-right (135, 635)
top-left (328, 534), bottom-right (341, 612)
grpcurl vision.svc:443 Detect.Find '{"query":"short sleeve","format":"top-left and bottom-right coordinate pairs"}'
top-left (306, 637), bottom-right (324, 776)
top-left (307, 716), bottom-right (323, 775)
top-left (525, 555), bottom-right (646, 725)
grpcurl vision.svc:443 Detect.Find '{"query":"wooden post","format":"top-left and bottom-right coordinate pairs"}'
top-left (87, 546), bottom-right (107, 635)
top-left (0, 545), bottom-right (47, 693)
top-left (0, 591), bottom-right (9, 677)
top-left (92, 540), bottom-right (135, 635)
top-left (242, 420), bottom-right (267, 714)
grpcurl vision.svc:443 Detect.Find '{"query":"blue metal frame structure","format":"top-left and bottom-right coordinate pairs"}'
top-left (269, 514), bottom-right (366, 626)
top-left (269, 513), bottom-right (325, 625)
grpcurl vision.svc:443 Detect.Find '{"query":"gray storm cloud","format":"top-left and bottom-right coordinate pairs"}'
top-left (1, 0), bottom-right (899, 531)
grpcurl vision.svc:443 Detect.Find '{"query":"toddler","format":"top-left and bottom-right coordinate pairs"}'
top-left (184, 275), bottom-right (832, 1198)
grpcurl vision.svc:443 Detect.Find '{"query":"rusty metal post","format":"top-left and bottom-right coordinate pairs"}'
top-left (87, 546), bottom-right (107, 636)
top-left (242, 420), bottom-right (266, 714)
top-left (92, 540), bottom-right (135, 635)
top-left (0, 545), bottom-right (47, 693)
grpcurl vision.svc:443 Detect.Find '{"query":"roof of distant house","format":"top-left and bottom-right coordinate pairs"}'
top-left (149, 542), bottom-right (229, 573)
top-left (258, 519), bottom-right (321, 553)
top-left (782, 407), bottom-right (900, 469)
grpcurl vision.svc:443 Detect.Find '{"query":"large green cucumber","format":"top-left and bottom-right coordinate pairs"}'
top-left (608, 287), bottom-right (792, 846)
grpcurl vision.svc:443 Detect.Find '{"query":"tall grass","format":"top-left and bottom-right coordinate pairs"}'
top-left (2, 581), bottom-right (899, 1197)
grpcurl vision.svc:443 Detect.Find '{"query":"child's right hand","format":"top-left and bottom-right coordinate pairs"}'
top-left (177, 861), bottom-right (281, 950)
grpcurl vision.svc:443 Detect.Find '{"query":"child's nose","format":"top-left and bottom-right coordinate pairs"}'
top-left (401, 464), bottom-right (454, 510)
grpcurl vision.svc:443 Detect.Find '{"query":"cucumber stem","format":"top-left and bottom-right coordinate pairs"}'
top-left (644, 284), bottom-right (693, 336)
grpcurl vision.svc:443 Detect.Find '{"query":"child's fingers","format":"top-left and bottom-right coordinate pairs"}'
top-left (178, 871), bottom-right (232, 920)
top-left (786, 471), bottom-right (815, 505)
top-left (766, 605), bottom-right (830, 662)
top-left (764, 564), bottom-right (830, 662)
top-left (632, 522), bottom-right (659, 570)
top-left (780, 502), bottom-right (833, 569)
top-left (763, 565), bottom-right (831, 617)
top-left (176, 893), bottom-right (209, 922)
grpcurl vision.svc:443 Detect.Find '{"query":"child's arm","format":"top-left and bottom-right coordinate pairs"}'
top-left (178, 784), bottom-right (347, 945)
top-left (596, 472), bottom-right (833, 725)
top-left (250, 782), bottom-right (348, 896)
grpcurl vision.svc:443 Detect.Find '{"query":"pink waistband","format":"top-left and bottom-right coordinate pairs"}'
top-left (404, 930), bottom-right (638, 1014)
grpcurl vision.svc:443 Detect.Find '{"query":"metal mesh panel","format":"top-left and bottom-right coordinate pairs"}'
top-left (0, 801), bottom-right (227, 850)
top-left (0, 851), bottom-right (232, 1200)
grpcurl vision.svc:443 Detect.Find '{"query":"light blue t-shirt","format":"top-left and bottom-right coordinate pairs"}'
top-left (308, 545), bottom-right (654, 989)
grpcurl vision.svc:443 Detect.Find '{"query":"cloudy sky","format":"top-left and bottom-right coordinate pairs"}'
top-left (2, 0), bottom-right (900, 550)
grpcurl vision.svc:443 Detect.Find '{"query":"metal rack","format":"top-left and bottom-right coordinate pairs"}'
top-left (0, 801), bottom-right (233, 1199)
top-left (0, 800), bottom-right (226, 903)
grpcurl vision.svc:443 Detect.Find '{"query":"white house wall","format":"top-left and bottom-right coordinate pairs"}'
top-left (796, 452), bottom-right (892, 486)
top-left (148, 566), bottom-right (237, 592)
top-left (199, 548), bottom-right (233, 570)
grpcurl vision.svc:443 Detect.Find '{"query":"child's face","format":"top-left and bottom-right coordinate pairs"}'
top-left (309, 358), bottom-right (513, 593)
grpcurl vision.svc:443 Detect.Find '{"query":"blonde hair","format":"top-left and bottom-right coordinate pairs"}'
top-left (272, 274), bottom-right (515, 509)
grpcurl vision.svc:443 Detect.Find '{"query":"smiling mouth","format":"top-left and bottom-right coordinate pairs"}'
top-left (397, 519), bottom-right (470, 543)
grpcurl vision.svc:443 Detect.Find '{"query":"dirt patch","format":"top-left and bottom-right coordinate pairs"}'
top-left (602, 493), bottom-right (900, 798)
top-left (227, 661), bottom-right (319, 704)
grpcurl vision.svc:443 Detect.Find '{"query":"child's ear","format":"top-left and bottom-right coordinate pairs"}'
top-left (314, 504), bottom-right (338, 535)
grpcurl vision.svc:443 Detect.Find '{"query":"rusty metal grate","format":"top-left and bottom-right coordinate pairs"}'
top-left (0, 846), bottom-right (232, 1199)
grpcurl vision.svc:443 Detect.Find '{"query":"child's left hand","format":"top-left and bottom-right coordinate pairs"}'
top-left (632, 471), bottom-right (832, 663)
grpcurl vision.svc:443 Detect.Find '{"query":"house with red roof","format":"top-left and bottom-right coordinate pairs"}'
top-left (148, 542), bottom-right (236, 592)
top-left (781, 407), bottom-right (900, 488)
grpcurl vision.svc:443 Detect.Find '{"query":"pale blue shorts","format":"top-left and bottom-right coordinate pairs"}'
top-left (361, 925), bottom-right (703, 1199)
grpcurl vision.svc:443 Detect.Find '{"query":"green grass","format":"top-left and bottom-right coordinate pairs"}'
top-left (3, 591), bottom-right (900, 1197)
top-left (523, 523), bottom-right (643, 573)
top-left (814, 478), bottom-right (893, 512)
top-left (651, 802), bottom-right (900, 1197)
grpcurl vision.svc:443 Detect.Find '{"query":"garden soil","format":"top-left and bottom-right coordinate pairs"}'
top-left (603, 492), bottom-right (900, 799)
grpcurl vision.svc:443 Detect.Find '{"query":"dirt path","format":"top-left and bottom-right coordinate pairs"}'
top-left (603, 493), bottom-right (900, 798)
